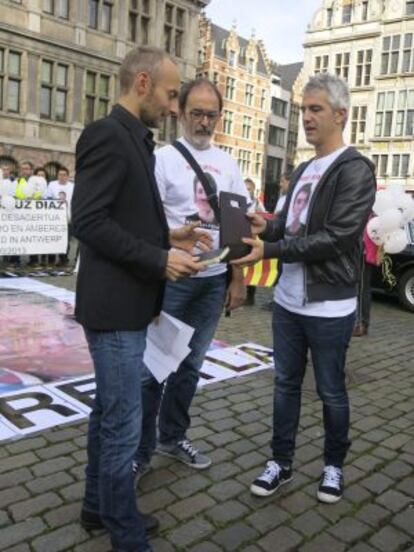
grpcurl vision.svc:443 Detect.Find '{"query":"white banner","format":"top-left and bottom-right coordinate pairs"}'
top-left (0, 199), bottom-right (68, 256)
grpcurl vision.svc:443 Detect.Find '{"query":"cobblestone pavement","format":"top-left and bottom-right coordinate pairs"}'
top-left (0, 276), bottom-right (414, 551)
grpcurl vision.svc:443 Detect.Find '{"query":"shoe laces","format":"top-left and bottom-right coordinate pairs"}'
top-left (177, 439), bottom-right (198, 459)
top-left (258, 460), bottom-right (281, 483)
top-left (322, 465), bottom-right (342, 489)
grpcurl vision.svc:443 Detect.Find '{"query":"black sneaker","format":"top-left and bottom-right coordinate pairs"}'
top-left (80, 508), bottom-right (159, 535)
top-left (317, 465), bottom-right (344, 504)
top-left (250, 460), bottom-right (293, 497)
top-left (132, 460), bottom-right (151, 485)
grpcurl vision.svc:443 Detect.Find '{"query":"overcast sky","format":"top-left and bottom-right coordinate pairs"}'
top-left (205, 0), bottom-right (323, 64)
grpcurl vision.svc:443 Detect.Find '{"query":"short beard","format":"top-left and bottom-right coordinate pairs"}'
top-left (184, 131), bottom-right (212, 150)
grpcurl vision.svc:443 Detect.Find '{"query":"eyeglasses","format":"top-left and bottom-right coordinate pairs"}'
top-left (188, 109), bottom-right (220, 122)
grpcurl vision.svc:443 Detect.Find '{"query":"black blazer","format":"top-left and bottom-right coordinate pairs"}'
top-left (72, 104), bottom-right (170, 330)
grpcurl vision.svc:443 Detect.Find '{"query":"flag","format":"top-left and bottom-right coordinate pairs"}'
top-left (243, 259), bottom-right (278, 287)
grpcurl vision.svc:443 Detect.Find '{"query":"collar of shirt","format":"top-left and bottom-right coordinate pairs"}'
top-left (114, 103), bottom-right (155, 156)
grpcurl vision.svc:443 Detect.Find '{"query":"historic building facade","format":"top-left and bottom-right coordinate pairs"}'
top-left (198, 18), bottom-right (271, 190)
top-left (0, 0), bottom-right (208, 177)
top-left (298, 0), bottom-right (414, 192)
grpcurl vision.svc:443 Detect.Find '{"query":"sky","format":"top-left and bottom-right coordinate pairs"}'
top-left (205, 0), bottom-right (323, 64)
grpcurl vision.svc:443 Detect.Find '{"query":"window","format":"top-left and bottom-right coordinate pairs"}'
top-left (392, 154), bottom-right (410, 177)
top-left (85, 70), bottom-right (111, 124)
top-left (88, 0), bottom-right (112, 33)
top-left (255, 153), bottom-right (262, 177)
top-left (257, 120), bottom-right (265, 142)
top-left (229, 50), bottom-right (236, 67)
top-left (245, 83), bottom-right (254, 106)
top-left (260, 89), bottom-right (266, 110)
top-left (43, 0), bottom-right (69, 18)
top-left (265, 156), bottom-right (282, 186)
top-left (212, 72), bottom-right (219, 86)
top-left (219, 145), bottom-right (233, 156)
top-left (0, 49), bottom-right (22, 113)
top-left (223, 110), bottom-right (233, 134)
top-left (287, 130), bottom-right (297, 157)
top-left (402, 34), bottom-right (414, 73)
top-left (375, 91), bottom-right (395, 137)
top-left (40, 60), bottom-right (68, 121)
top-left (355, 49), bottom-right (372, 86)
top-left (407, 1), bottom-right (414, 15)
top-left (381, 35), bottom-right (401, 75)
top-left (342, 5), bottom-right (351, 24)
top-left (271, 97), bottom-right (287, 118)
top-left (164, 3), bottom-right (185, 57)
top-left (129, 1), bottom-right (151, 44)
top-left (327, 8), bottom-right (333, 27)
top-left (247, 58), bottom-right (255, 74)
top-left (225, 77), bottom-right (235, 100)
top-left (315, 55), bottom-right (329, 74)
top-left (395, 90), bottom-right (414, 136)
top-left (238, 149), bottom-right (251, 174)
top-left (268, 125), bottom-right (286, 147)
top-left (351, 106), bottom-right (367, 144)
top-left (372, 155), bottom-right (389, 176)
top-left (362, 1), bottom-right (368, 20)
top-left (242, 116), bottom-right (252, 139)
top-left (335, 52), bottom-right (350, 81)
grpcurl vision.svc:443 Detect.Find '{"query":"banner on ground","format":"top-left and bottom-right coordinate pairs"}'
top-left (0, 278), bottom-right (273, 442)
top-left (0, 199), bottom-right (68, 256)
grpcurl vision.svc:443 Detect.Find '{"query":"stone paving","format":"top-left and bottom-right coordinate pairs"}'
top-left (0, 277), bottom-right (414, 551)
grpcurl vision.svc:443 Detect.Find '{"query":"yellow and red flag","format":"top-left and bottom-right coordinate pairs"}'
top-left (243, 259), bottom-right (278, 287)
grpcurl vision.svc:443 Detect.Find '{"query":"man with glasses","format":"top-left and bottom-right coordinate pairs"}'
top-left (134, 78), bottom-right (249, 478)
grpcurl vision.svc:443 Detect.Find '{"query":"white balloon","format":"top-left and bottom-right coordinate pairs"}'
top-left (377, 208), bottom-right (404, 233)
top-left (1, 195), bottom-right (16, 210)
top-left (383, 229), bottom-right (409, 254)
top-left (373, 190), bottom-right (396, 215)
top-left (366, 217), bottom-right (384, 245)
top-left (388, 182), bottom-right (405, 199)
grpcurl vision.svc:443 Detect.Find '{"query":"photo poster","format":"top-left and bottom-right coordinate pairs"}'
top-left (0, 278), bottom-right (273, 442)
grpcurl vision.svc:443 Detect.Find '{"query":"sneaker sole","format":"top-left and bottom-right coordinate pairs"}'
top-left (250, 475), bottom-right (293, 497)
top-left (156, 448), bottom-right (212, 470)
top-left (317, 490), bottom-right (342, 504)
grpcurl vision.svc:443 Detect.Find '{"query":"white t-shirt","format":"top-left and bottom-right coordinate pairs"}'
top-left (274, 146), bottom-right (357, 317)
top-left (155, 137), bottom-right (250, 278)
top-left (274, 194), bottom-right (286, 214)
top-left (48, 180), bottom-right (74, 203)
top-left (0, 178), bottom-right (16, 197)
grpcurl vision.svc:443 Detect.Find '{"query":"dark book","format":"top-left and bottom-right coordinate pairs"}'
top-left (219, 192), bottom-right (252, 260)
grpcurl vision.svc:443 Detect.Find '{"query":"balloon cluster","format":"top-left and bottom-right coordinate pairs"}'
top-left (367, 184), bottom-right (414, 254)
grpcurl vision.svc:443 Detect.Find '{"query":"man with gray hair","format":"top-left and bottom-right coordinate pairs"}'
top-left (73, 46), bottom-right (206, 552)
top-left (233, 73), bottom-right (376, 504)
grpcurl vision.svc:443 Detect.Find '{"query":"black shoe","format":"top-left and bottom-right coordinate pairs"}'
top-left (80, 508), bottom-right (159, 535)
top-left (250, 460), bottom-right (293, 497)
top-left (317, 465), bottom-right (344, 504)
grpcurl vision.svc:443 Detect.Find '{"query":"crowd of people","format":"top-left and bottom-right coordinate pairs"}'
top-left (0, 161), bottom-right (74, 273)
top-left (71, 45), bottom-right (375, 552)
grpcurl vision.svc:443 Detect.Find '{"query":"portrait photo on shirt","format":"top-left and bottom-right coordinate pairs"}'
top-left (185, 172), bottom-right (219, 230)
top-left (286, 183), bottom-right (312, 237)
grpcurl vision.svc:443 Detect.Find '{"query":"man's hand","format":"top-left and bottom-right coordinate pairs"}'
top-left (225, 267), bottom-right (246, 311)
top-left (247, 213), bottom-right (267, 236)
top-left (230, 237), bottom-right (264, 268)
top-left (166, 249), bottom-right (205, 281)
top-left (170, 222), bottom-right (213, 252)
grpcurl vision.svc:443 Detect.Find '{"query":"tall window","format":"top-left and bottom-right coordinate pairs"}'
top-left (372, 155), bottom-right (389, 176)
top-left (375, 91), bottom-right (395, 137)
top-left (245, 83), bottom-right (254, 106)
top-left (268, 125), bottom-right (286, 147)
top-left (402, 34), bottom-right (414, 73)
top-left (260, 89), bottom-right (267, 110)
top-left (0, 49), bottom-right (22, 113)
top-left (225, 77), bottom-right (235, 100)
top-left (335, 52), bottom-right (350, 81)
top-left (40, 60), bottom-right (68, 121)
top-left (342, 5), bottom-right (351, 24)
top-left (407, 1), bottom-right (414, 15)
top-left (362, 1), bottom-right (369, 20)
top-left (229, 50), bottom-right (236, 67)
top-left (327, 8), bottom-right (333, 27)
top-left (381, 35), bottom-right (401, 75)
top-left (257, 120), bottom-right (265, 142)
top-left (351, 106), bottom-right (367, 144)
top-left (129, 0), bottom-right (151, 44)
top-left (392, 154), bottom-right (410, 176)
top-left (255, 153), bottom-right (262, 177)
top-left (85, 71), bottom-right (111, 124)
top-left (212, 72), bottom-right (219, 86)
top-left (164, 3), bottom-right (185, 57)
top-left (238, 149), bottom-right (251, 174)
top-left (247, 58), bottom-right (255, 74)
top-left (355, 50), bottom-right (372, 86)
top-left (223, 110), bottom-right (233, 134)
top-left (271, 97), bottom-right (287, 118)
top-left (43, 0), bottom-right (69, 18)
top-left (315, 55), bottom-right (329, 74)
top-left (395, 90), bottom-right (414, 136)
top-left (88, 0), bottom-right (112, 33)
top-left (242, 116), bottom-right (252, 139)
top-left (265, 156), bottom-right (282, 187)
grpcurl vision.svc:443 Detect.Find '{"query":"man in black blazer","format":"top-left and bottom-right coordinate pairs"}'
top-left (72, 46), bottom-right (204, 552)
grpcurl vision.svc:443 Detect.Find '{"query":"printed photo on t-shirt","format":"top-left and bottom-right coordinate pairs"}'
top-left (185, 172), bottom-right (220, 230)
top-left (285, 183), bottom-right (312, 237)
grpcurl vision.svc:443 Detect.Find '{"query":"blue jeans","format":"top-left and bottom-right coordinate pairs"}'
top-left (136, 273), bottom-right (227, 464)
top-left (83, 329), bottom-right (151, 552)
top-left (271, 303), bottom-right (355, 468)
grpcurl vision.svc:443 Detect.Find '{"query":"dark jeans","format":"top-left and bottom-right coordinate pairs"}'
top-left (136, 273), bottom-right (227, 465)
top-left (271, 302), bottom-right (355, 468)
top-left (83, 328), bottom-right (151, 552)
top-left (356, 261), bottom-right (373, 326)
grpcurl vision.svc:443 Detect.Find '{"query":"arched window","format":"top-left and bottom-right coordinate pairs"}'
top-left (44, 161), bottom-right (64, 181)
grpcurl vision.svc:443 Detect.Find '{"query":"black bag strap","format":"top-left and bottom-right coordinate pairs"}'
top-left (173, 140), bottom-right (220, 223)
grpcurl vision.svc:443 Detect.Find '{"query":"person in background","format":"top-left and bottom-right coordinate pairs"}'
top-left (274, 172), bottom-right (290, 216)
top-left (245, 178), bottom-right (266, 305)
top-left (48, 167), bottom-right (75, 267)
top-left (34, 167), bottom-right (49, 181)
top-left (0, 164), bottom-right (16, 197)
